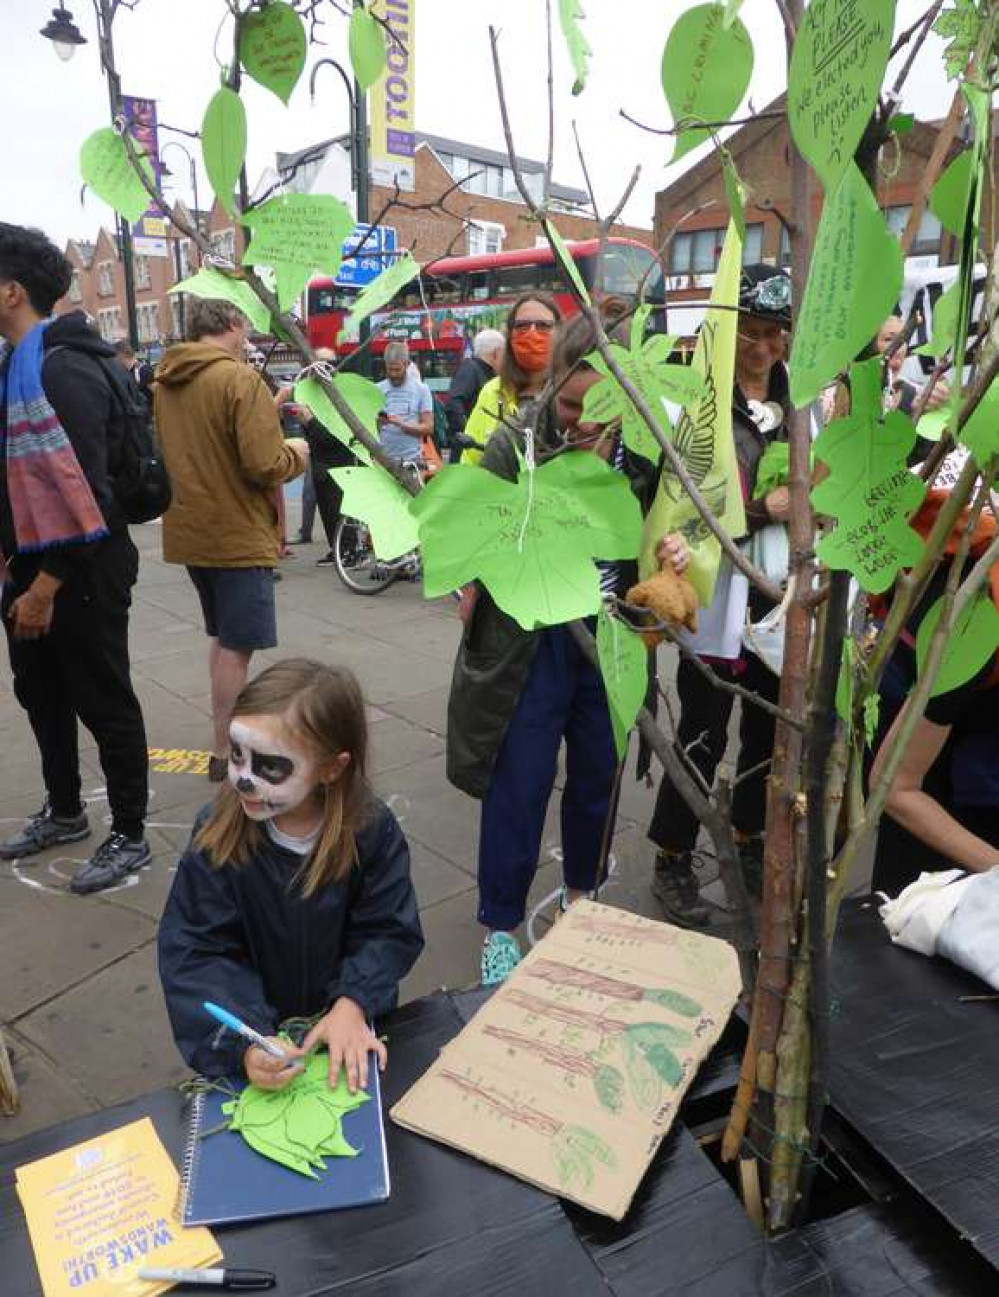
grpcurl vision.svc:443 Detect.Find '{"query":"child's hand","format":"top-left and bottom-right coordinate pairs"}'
top-left (303, 998), bottom-right (387, 1093)
top-left (656, 533), bottom-right (690, 575)
top-left (243, 1037), bottom-right (305, 1090)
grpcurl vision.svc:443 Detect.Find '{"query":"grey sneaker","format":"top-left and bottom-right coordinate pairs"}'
top-left (70, 833), bottom-right (152, 895)
top-left (651, 851), bottom-right (710, 927)
top-left (0, 804), bottom-right (90, 859)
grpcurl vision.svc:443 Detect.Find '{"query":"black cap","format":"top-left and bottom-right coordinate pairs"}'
top-left (739, 263), bottom-right (792, 325)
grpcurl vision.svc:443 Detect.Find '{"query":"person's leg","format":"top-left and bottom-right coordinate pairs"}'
top-left (731, 652), bottom-right (779, 834)
top-left (209, 567), bottom-right (277, 756)
top-left (313, 463), bottom-right (344, 556)
top-left (298, 470), bottom-right (316, 542)
top-left (210, 642), bottom-right (253, 755)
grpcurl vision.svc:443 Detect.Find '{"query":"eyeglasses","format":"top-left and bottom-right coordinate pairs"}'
top-left (511, 319), bottom-right (555, 333)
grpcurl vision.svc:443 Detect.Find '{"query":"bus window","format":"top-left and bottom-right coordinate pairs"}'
top-left (600, 245), bottom-right (665, 302)
top-left (467, 270), bottom-right (490, 300)
top-left (492, 263), bottom-right (540, 297)
top-left (427, 276), bottom-right (462, 305)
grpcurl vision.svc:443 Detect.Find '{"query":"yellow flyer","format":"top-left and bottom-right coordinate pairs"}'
top-left (15, 1116), bottom-right (221, 1297)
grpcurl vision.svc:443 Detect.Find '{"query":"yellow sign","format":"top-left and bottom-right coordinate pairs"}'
top-left (148, 747), bottom-right (211, 775)
top-left (370, 0), bottom-right (416, 192)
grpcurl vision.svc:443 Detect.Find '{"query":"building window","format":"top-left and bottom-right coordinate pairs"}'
top-left (97, 260), bottom-right (114, 296)
top-left (171, 296), bottom-right (185, 339)
top-left (886, 205), bottom-right (943, 257)
top-left (670, 222), bottom-right (764, 274)
top-left (744, 223), bottom-right (764, 264)
top-left (134, 255), bottom-right (151, 290)
top-left (178, 240), bottom-right (193, 278)
top-left (468, 220), bottom-right (505, 257)
top-left (210, 228), bottom-right (236, 264)
top-left (97, 306), bottom-right (124, 341)
top-left (68, 271), bottom-right (82, 303)
top-left (137, 301), bottom-right (160, 343)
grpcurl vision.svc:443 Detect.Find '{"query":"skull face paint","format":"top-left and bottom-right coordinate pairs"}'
top-left (228, 716), bottom-right (319, 822)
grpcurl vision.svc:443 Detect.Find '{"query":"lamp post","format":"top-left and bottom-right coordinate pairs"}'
top-left (159, 140), bottom-right (201, 341)
top-left (39, 2), bottom-right (140, 349)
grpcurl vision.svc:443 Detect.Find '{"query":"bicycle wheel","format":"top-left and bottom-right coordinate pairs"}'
top-left (333, 516), bottom-right (398, 595)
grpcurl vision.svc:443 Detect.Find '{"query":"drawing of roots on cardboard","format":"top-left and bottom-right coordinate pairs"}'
top-left (391, 900), bottom-right (740, 1219)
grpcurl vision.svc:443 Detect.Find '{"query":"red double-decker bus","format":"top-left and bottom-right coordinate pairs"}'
top-left (305, 237), bottom-right (665, 388)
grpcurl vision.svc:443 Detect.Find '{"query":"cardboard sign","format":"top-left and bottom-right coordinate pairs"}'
top-left (391, 900), bottom-right (740, 1220)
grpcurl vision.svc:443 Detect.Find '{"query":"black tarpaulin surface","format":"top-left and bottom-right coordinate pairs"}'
top-left (829, 899), bottom-right (999, 1272)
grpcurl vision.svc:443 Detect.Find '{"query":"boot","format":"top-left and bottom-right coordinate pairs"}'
top-left (651, 850), bottom-right (710, 927)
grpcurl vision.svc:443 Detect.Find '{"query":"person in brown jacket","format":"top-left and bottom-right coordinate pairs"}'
top-left (154, 299), bottom-right (309, 781)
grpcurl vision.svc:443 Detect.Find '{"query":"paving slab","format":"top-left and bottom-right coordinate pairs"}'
top-left (0, 1030), bottom-right (97, 1143)
top-left (368, 711), bottom-right (446, 777)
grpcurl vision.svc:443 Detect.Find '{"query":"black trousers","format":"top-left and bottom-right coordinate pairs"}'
top-left (2, 532), bottom-right (148, 838)
top-left (313, 461), bottom-right (344, 551)
top-left (648, 652), bottom-right (779, 854)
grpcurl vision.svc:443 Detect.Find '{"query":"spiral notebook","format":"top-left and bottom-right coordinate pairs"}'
top-left (179, 1066), bottom-right (390, 1226)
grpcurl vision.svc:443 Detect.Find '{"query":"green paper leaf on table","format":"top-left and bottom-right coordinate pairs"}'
top-left (558, 0), bottom-right (592, 95)
top-left (916, 591), bottom-right (999, 698)
top-left (79, 127), bottom-right (155, 225)
top-left (789, 161), bottom-right (902, 408)
top-left (239, 0), bottom-right (307, 105)
top-left (349, 4), bottom-right (387, 91)
top-left (201, 87), bottom-right (247, 219)
top-left (242, 194), bottom-right (355, 311)
top-left (294, 374), bottom-right (378, 467)
top-left (411, 453), bottom-right (642, 630)
top-left (544, 220), bottom-right (590, 304)
top-left (931, 150), bottom-right (975, 238)
top-left (934, 0), bottom-right (982, 80)
top-left (331, 465), bottom-right (419, 561)
top-left (596, 606), bottom-right (648, 760)
top-left (811, 357), bottom-right (926, 593)
top-left (722, 154), bottom-right (747, 239)
top-left (170, 266), bottom-right (271, 334)
top-left (662, 5), bottom-right (753, 163)
top-left (581, 336), bottom-right (705, 463)
top-left (340, 253), bottom-right (421, 338)
top-left (958, 376), bottom-right (999, 468)
top-left (787, 0), bottom-right (895, 191)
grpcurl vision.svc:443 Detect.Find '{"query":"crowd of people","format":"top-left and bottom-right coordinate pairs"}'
top-left (1, 216), bottom-right (996, 1082)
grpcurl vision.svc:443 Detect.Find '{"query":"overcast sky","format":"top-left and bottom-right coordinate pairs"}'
top-left (2, 0), bottom-right (955, 248)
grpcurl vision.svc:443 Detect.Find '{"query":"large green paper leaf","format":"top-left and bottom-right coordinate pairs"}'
top-left (349, 4), bottom-right (387, 92)
top-left (931, 150), bottom-right (975, 237)
top-left (340, 253), bottom-right (421, 337)
top-left (811, 358), bottom-right (926, 593)
top-left (201, 87), bottom-right (246, 219)
top-left (558, 0), bottom-right (592, 95)
top-left (661, 6), bottom-right (753, 163)
top-left (789, 162), bottom-right (902, 408)
top-left (596, 606), bottom-right (648, 759)
top-left (239, 1), bottom-right (307, 105)
top-left (331, 465), bottom-right (418, 560)
top-left (916, 591), bottom-right (999, 698)
top-left (242, 194), bottom-right (355, 311)
top-left (169, 266), bottom-right (271, 334)
top-left (544, 221), bottom-right (590, 304)
top-left (788, 0), bottom-right (896, 190)
top-left (294, 374), bottom-right (377, 466)
top-left (79, 127), bottom-right (155, 225)
top-left (411, 453), bottom-right (642, 630)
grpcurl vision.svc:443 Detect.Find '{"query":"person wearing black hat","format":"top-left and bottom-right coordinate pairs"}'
top-left (649, 263), bottom-right (792, 926)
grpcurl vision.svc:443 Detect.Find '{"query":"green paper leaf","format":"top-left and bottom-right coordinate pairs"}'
top-left (931, 150), bottom-right (975, 238)
top-left (934, 0), bottom-right (981, 80)
top-left (331, 464), bottom-right (419, 560)
top-left (958, 376), bottom-right (999, 468)
top-left (790, 162), bottom-right (902, 408)
top-left (596, 606), bottom-right (648, 760)
top-left (788, 0), bottom-right (895, 190)
top-left (811, 357), bottom-right (926, 593)
top-left (201, 87), bottom-right (246, 219)
top-left (544, 220), bottom-right (590, 304)
top-left (888, 113), bottom-right (915, 135)
top-left (916, 592), bottom-right (999, 698)
top-left (169, 266), bottom-right (271, 334)
top-left (722, 155), bottom-right (747, 240)
top-left (558, 0), bottom-right (592, 95)
top-left (242, 194), bottom-right (355, 311)
top-left (239, 0), bottom-right (307, 105)
top-left (753, 441), bottom-right (790, 500)
top-left (916, 281), bottom-right (960, 359)
top-left (662, 5), bottom-right (754, 163)
top-left (79, 127), bottom-right (155, 225)
top-left (835, 637), bottom-right (855, 728)
top-left (349, 4), bottom-right (387, 92)
top-left (340, 253), bottom-right (421, 338)
top-left (294, 374), bottom-right (377, 467)
top-left (411, 453), bottom-right (642, 630)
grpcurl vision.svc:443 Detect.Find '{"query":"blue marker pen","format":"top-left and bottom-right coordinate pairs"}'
top-left (203, 1001), bottom-right (298, 1067)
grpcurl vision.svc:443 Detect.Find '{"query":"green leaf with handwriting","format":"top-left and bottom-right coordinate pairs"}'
top-left (662, 5), bottom-right (753, 163)
top-left (239, 0), bottom-right (306, 105)
top-left (331, 464), bottom-right (418, 561)
top-left (79, 127), bottom-right (155, 225)
top-left (411, 453), bottom-right (642, 630)
top-left (294, 374), bottom-right (377, 467)
top-left (931, 150), bottom-right (975, 237)
top-left (811, 358), bottom-right (926, 593)
top-left (544, 220), bottom-right (590, 303)
top-left (349, 4), bottom-right (387, 91)
top-left (789, 162), bottom-right (902, 407)
top-left (242, 194), bottom-right (354, 311)
top-left (170, 266), bottom-right (271, 334)
top-left (201, 87), bottom-right (246, 219)
top-left (916, 591), bottom-right (999, 698)
top-left (340, 253), bottom-right (421, 338)
top-left (596, 606), bottom-right (648, 760)
top-left (558, 0), bottom-right (592, 94)
top-left (788, 0), bottom-right (895, 190)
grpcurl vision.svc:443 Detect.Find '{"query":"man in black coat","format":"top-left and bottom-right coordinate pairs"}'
top-left (445, 328), bottom-right (504, 461)
top-left (0, 223), bottom-right (150, 894)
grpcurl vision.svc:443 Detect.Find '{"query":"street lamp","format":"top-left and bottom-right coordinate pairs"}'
top-left (39, 6), bottom-right (87, 61)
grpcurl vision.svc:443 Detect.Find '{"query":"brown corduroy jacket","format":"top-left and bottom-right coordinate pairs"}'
top-left (154, 342), bottom-right (305, 567)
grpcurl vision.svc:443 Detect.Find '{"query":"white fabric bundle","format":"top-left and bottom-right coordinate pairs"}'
top-left (879, 867), bottom-right (999, 991)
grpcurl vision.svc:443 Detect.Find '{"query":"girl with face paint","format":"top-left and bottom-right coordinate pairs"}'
top-left (158, 659), bottom-right (423, 1096)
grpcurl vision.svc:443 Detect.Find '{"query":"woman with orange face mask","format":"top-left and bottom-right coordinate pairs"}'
top-left (458, 292), bottom-right (561, 464)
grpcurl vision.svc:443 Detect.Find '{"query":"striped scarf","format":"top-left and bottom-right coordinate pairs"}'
top-left (0, 320), bottom-right (109, 558)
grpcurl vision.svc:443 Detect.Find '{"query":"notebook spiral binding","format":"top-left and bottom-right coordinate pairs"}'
top-left (175, 1086), bottom-right (207, 1222)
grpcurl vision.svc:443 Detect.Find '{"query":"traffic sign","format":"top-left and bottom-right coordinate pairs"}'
top-left (335, 225), bottom-right (398, 288)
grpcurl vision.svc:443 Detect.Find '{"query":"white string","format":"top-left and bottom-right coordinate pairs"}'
top-left (203, 253), bottom-right (237, 272)
top-left (415, 271), bottom-right (435, 349)
top-left (293, 358), bottom-right (337, 386)
top-left (516, 412), bottom-right (538, 553)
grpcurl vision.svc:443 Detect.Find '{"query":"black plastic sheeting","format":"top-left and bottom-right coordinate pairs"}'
top-left (1, 979), bottom-right (996, 1295)
top-left (830, 898), bottom-right (999, 1274)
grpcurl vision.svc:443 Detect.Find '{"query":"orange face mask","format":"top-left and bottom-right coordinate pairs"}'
top-left (510, 328), bottom-right (552, 373)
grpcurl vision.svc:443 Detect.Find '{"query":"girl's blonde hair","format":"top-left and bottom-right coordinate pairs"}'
top-left (195, 659), bottom-right (369, 895)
